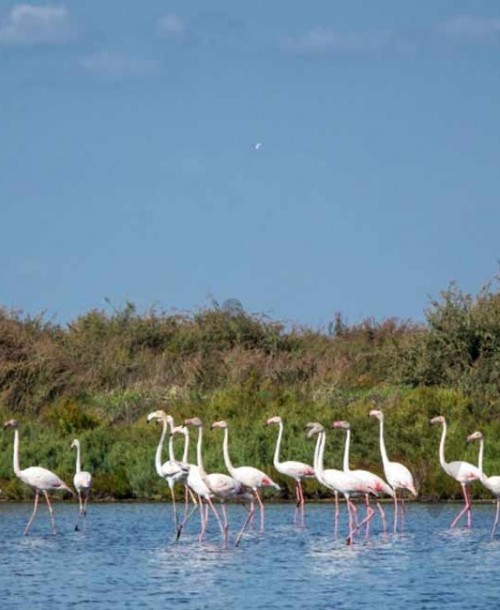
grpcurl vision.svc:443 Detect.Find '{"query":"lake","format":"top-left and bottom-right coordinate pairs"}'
top-left (0, 501), bottom-right (499, 609)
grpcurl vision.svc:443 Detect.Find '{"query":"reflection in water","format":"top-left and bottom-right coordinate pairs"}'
top-left (0, 502), bottom-right (499, 609)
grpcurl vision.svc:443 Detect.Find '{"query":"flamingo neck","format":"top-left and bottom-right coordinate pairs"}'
top-left (378, 417), bottom-right (390, 470)
top-left (181, 431), bottom-right (189, 465)
top-left (74, 443), bottom-right (82, 474)
top-left (477, 438), bottom-right (484, 477)
top-left (316, 431), bottom-right (326, 479)
top-left (222, 428), bottom-right (236, 476)
top-left (12, 428), bottom-right (21, 476)
top-left (273, 422), bottom-right (284, 468)
top-left (167, 430), bottom-right (176, 462)
top-left (343, 429), bottom-right (351, 472)
top-left (438, 421), bottom-right (448, 470)
top-left (195, 425), bottom-right (208, 480)
top-left (154, 419), bottom-right (168, 477)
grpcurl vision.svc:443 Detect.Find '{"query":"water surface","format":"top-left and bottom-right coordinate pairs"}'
top-left (0, 501), bottom-right (498, 609)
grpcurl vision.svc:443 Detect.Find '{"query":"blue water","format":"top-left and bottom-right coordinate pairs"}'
top-left (0, 501), bottom-right (499, 609)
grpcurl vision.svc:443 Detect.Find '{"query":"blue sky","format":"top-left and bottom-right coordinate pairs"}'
top-left (1, 1), bottom-right (500, 329)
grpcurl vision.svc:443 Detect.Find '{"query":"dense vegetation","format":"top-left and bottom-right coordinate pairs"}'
top-left (2, 278), bottom-right (500, 503)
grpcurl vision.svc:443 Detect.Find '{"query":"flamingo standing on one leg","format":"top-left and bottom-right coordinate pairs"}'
top-left (266, 416), bottom-right (315, 527)
top-left (467, 430), bottom-right (500, 537)
top-left (147, 410), bottom-right (190, 535)
top-left (211, 420), bottom-right (280, 533)
top-left (369, 409), bottom-right (417, 532)
top-left (430, 415), bottom-right (481, 528)
top-left (184, 417), bottom-right (253, 548)
top-left (3, 419), bottom-right (73, 535)
top-left (333, 420), bottom-right (394, 540)
top-left (71, 438), bottom-right (92, 531)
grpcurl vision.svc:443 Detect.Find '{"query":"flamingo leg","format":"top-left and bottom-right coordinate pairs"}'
top-left (235, 503), bottom-right (254, 547)
top-left (334, 491), bottom-right (339, 537)
top-left (43, 490), bottom-right (57, 535)
top-left (298, 480), bottom-right (306, 527)
top-left (347, 502), bottom-right (374, 545)
top-left (376, 501), bottom-right (387, 534)
top-left (169, 483), bottom-right (178, 534)
top-left (253, 490), bottom-right (265, 533)
top-left (220, 503), bottom-right (229, 549)
top-left (293, 482), bottom-right (300, 525)
top-left (75, 490), bottom-right (84, 531)
top-left (24, 491), bottom-right (40, 536)
top-left (451, 483), bottom-right (471, 528)
top-left (393, 489), bottom-right (398, 533)
top-left (492, 499), bottom-right (500, 538)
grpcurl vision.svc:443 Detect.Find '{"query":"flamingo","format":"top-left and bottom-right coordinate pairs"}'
top-left (430, 415), bottom-right (481, 528)
top-left (333, 420), bottom-right (394, 539)
top-left (306, 422), bottom-right (368, 544)
top-left (3, 419), bottom-right (72, 535)
top-left (369, 409), bottom-right (417, 532)
top-left (211, 420), bottom-right (280, 533)
top-left (71, 438), bottom-right (92, 531)
top-left (467, 430), bottom-right (500, 537)
top-left (266, 415), bottom-right (315, 527)
top-left (173, 424), bottom-right (213, 541)
top-left (184, 417), bottom-right (253, 548)
top-left (147, 410), bottom-right (190, 534)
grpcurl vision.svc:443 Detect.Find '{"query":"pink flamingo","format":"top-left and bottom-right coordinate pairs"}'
top-left (173, 424), bottom-right (212, 541)
top-left (430, 415), bottom-right (481, 528)
top-left (266, 415), bottom-right (315, 527)
top-left (71, 438), bottom-right (92, 531)
top-left (184, 417), bottom-right (253, 548)
top-left (369, 409), bottom-right (417, 532)
top-left (147, 410), bottom-right (190, 534)
top-left (3, 419), bottom-right (72, 535)
top-left (306, 422), bottom-right (369, 544)
top-left (333, 420), bottom-right (394, 540)
top-left (467, 430), bottom-right (500, 537)
top-left (211, 420), bottom-right (280, 533)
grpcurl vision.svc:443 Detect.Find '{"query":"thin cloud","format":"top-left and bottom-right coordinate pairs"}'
top-left (0, 4), bottom-right (73, 45)
top-left (282, 27), bottom-right (395, 57)
top-left (157, 14), bottom-right (185, 40)
top-left (436, 15), bottom-right (500, 44)
top-left (79, 51), bottom-right (158, 78)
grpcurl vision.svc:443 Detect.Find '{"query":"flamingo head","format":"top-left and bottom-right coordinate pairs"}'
top-left (369, 409), bottom-right (383, 420)
top-left (430, 415), bottom-right (446, 426)
top-left (71, 439), bottom-right (79, 449)
top-left (171, 425), bottom-right (186, 436)
top-left (332, 420), bottom-right (350, 430)
top-left (266, 415), bottom-right (282, 426)
top-left (211, 420), bottom-right (228, 430)
top-left (185, 417), bottom-right (202, 428)
top-left (305, 422), bottom-right (324, 438)
top-left (467, 430), bottom-right (483, 443)
top-left (147, 410), bottom-right (168, 424)
top-left (3, 419), bottom-right (18, 430)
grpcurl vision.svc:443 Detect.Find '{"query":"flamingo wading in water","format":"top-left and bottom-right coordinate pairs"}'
top-left (369, 409), bottom-right (417, 532)
top-left (185, 417), bottom-right (253, 548)
top-left (430, 415), bottom-right (481, 528)
top-left (467, 430), bottom-right (500, 537)
top-left (266, 415), bottom-right (315, 527)
top-left (71, 438), bottom-right (92, 531)
top-left (3, 419), bottom-right (72, 535)
top-left (212, 420), bottom-right (280, 533)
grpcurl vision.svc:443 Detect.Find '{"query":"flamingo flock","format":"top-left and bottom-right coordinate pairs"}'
top-left (2, 411), bottom-right (500, 546)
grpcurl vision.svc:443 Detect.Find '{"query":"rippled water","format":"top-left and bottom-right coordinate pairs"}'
top-left (1, 501), bottom-right (499, 609)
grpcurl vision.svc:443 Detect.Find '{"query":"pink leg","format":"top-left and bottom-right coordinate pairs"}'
top-left (220, 503), bottom-right (229, 549)
top-left (254, 490), bottom-right (265, 532)
top-left (393, 489), bottom-right (398, 533)
top-left (293, 482), bottom-right (300, 525)
top-left (298, 480), bottom-right (306, 527)
top-left (376, 501), bottom-right (387, 534)
top-left (334, 492), bottom-right (339, 537)
top-left (43, 491), bottom-right (57, 535)
top-left (451, 484), bottom-right (471, 528)
top-left (235, 502), bottom-right (254, 547)
top-left (24, 491), bottom-right (40, 536)
top-left (347, 502), bottom-right (374, 545)
top-left (492, 499), bottom-right (500, 538)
